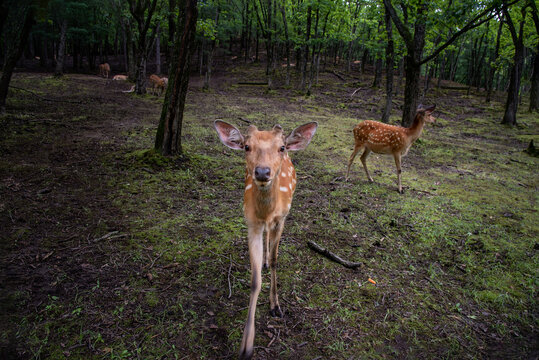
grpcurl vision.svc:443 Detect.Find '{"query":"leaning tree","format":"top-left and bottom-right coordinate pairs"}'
top-left (154, 0), bottom-right (198, 156)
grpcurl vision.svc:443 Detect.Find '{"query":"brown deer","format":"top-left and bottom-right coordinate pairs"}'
top-left (112, 74), bottom-right (128, 81)
top-left (214, 120), bottom-right (318, 360)
top-left (346, 105), bottom-right (436, 193)
top-left (98, 63), bottom-right (110, 78)
top-left (148, 74), bottom-right (165, 96)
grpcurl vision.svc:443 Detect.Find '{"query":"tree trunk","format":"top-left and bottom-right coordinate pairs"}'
top-left (0, 1), bottom-right (33, 114)
top-left (280, 5), bottom-right (290, 86)
top-left (155, 24), bottom-right (161, 74)
top-left (301, 6), bottom-right (312, 90)
top-left (155, 0), bottom-right (198, 156)
top-left (529, 6), bottom-right (539, 112)
top-left (373, 57), bottom-right (383, 87)
top-left (501, 5), bottom-right (526, 126)
top-left (382, 6), bottom-right (394, 123)
top-left (530, 46), bottom-right (539, 112)
top-left (360, 48), bottom-right (368, 74)
top-left (486, 15), bottom-right (503, 103)
top-left (40, 36), bottom-right (48, 68)
top-left (203, 7), bottom-right (219, 90)
top-left (395, 57), bottom-right (403, 95)
top-left (54, 19), bottom-right (68, 76)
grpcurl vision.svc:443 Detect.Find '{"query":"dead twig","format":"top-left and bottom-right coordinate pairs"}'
top-left (237, 117), bottom-right (252, 124)
top-left (227, 255), bottom-right (233, 299)
top-left (307, 240), bottom-right (362, 269)
top-left (267, 329), bottom-right (280, 348)
top-left (237, 82), bottom-right (267, 85)
top-left (328, 70), bottom-right (346, 81)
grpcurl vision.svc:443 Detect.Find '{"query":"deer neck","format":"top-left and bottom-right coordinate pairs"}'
top-left (405, 117), bottom-right (426, 143)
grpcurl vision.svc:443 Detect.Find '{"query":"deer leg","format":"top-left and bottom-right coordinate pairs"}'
top-left (360, 148), bottom-right (374, 182)
top-left (393, 153), bottom-right (403, 193)
top-left (263, 227), bottom-right (269, 270)
top-left (346, 145), bottom-right (362, 181)
top-left (268, 218), bottom-right (285, 318)
top-left (239, 222), bottom-right (264, 360)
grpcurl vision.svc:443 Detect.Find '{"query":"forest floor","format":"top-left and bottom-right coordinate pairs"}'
top-left (0, 63), bottom-right (538, 360)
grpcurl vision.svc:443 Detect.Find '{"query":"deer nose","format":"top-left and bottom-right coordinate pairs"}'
top-left (254, 167), bottom-right (271, 182)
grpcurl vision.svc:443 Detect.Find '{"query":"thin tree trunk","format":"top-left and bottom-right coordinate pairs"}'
top-left (0, 2), bottom-right (33, 114)
top-left (155, 0), bottom-right (198, 156)
top-left (301, 5), bottom-right (312, 90)
top-left (155, 24), bottom-right (161, 74)
top-left (486, 15), bottom-right (503, 103)
top-left (280, 5), bottom-right (290, 86)
top-left (382, 6), bottom-right (394, 123)
top-left (395, 57), bottom-right (403, 95)
top-left (529, 4), bottom-right (539, 112)
top-left (501, 5), bottom-right (526, 126)
top-left (203, 7), bottom-right (219, 90)
top-left (54, 19), bottom-right (68, 76)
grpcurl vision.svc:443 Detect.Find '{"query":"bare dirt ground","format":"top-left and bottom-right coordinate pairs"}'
top-left (0, 63), bottom-right (537, 359)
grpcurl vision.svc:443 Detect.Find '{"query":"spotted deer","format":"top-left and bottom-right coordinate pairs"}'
top-left (214, 120), bottom-right (318, 360)
top-left (346, 105), bottom-right (436, 193)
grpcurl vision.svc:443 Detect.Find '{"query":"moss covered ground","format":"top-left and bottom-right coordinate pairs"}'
top-left (0, 65), bottom-right (537, 359)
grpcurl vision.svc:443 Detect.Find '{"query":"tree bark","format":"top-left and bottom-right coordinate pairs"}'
top-left (529, 3), bottom-right (539, 112)
top-left (54, 19), bottom-right (68, 76)
top-left (382, 5), bottom-right (394, 123)
top-left (280, 5), bottom-right (290, 86)
top-left (486, 15), bottom-right (503, 103)
top-left (0, 1), bottom-right (33, 114)
top-left (301, 5), bottom-right (312, 90)
top-left (128, 0), bottom-right (158, 94)
top-left (501, 4), bottom-right (526, 126)
top-left (155, 24), bottom-right (161, 74)
top-left (203, 7), bottom-right (219, 90)
top-left (155, 0), bottom-right (198, 156)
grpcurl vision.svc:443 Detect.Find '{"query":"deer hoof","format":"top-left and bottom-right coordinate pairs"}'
top-left (270, 306), bottom-right (283, 318)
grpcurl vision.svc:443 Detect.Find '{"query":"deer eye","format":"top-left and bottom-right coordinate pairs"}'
top-left (279, 145), bottom-right (285, 152)
top-left (244, 145), bottom-right (250, 151)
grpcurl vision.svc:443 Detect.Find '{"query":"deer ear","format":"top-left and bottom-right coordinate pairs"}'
top-left (285, 122), bottom-right (318, 151)
top-left (424, 104), bottom-right (436, 114)
top-left (214, 120), bottom-right (244, 150)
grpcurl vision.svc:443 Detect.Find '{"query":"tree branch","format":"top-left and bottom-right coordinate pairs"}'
top-left (383, 0), bottom-right (412, 47)
top-left (307, 240), bottom-right (362, 269)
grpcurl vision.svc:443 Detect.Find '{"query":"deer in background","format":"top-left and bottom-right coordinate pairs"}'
top-left (214, 120), bottom-right (318, 360)
top-left (149, 74), bottom-right (166, 96)
top-left (346, 105), bottom-right (436, 193)
top-left (112, 74), bottom-right (128, 81)
top-left (98, 63), bottom-right (110, 78)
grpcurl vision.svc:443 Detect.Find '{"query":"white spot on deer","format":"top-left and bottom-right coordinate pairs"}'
top-left (289, 183), bottom-right (292, 190)
top-left (287, 203), bottom-right (291, 210)
top-left (245, 184), bottom-right (252, 191)
top-left (281, 171), bottom-right (287, 177)
top-left (279, 186), bottom-right (288, 192)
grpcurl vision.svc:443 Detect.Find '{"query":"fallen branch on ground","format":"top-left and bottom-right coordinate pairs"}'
top-left (328, 70), bottom-right (346, 81)
top-left (307, 240), bottom-right (362, 269)
top-left (237, 82), bottom-right (267, 85)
